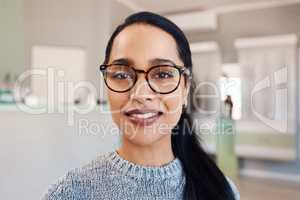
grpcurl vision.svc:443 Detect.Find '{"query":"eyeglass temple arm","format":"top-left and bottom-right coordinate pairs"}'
top-left (99, 65), bottom-right (106, 71)
top-left (99, 64), bottom-right (146, 73)
top-left (180, 67), bottom-right (191, 78)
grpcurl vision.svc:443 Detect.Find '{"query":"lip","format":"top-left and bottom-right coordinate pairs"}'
top-left (123, 108), bottom-right (163, 126)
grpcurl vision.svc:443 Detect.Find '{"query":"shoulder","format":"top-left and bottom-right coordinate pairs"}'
top-left (42, 152), bottom-right (111, 200)
top-left (226, 177), bottom-right (240, 200)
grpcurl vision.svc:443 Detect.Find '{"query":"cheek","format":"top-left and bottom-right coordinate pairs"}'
top-left (161, 84), bottom-right (186, 128)
top-left (107, 90), bottom-right (129, 124)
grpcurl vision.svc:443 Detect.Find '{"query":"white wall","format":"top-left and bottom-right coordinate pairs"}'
top-left (24, 0), bottom-right (112, 101)
top-left (0, 108), bottom-right (120, 200)
top-left (0, 0), bottom-right (25, 81)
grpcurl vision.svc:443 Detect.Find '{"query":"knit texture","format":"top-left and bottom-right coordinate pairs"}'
top-left (42, 151), bottom-right (240, 200)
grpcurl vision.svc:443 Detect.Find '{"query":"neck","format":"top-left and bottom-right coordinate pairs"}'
top-left (117, 135), bottom-right (175, 167)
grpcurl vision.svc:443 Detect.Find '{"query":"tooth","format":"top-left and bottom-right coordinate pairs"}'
top-left (131, 113), bottom-right (156, 119)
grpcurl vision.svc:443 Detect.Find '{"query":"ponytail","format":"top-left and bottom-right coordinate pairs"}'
top-left (171, 107), bottom-right (236, 200)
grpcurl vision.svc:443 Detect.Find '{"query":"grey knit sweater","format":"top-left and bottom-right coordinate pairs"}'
top-left (42, 151), bottom-right (240, 200)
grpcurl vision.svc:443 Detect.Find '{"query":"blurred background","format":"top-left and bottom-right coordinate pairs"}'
top-left (0, 0), bottom-right (300, 199)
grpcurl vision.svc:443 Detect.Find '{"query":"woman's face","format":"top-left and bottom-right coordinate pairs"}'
top-left (106, 24), bottom-right (189, 146)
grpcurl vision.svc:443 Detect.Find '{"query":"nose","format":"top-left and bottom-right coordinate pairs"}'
top-left (129, 74), bottom-right (156, 103)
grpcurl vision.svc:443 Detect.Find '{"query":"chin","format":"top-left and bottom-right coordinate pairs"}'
top-left (123, 131), bottom-right (169, 147)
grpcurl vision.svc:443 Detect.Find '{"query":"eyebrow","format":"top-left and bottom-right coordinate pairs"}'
top-left (149, 58), bottom-right (176, 66)
top-left (111, 58), bottom-right (131, 65)
top-left (110, 57), bottom-right (177, 67)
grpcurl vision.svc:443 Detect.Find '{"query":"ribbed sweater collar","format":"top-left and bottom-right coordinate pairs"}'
top-left (106, 151), bottom-right (184, 180)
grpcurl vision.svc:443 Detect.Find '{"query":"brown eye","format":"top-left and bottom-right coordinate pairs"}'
top-left (149, 65), bottom-right (178, 80)
top-left (106, 65), bottom-right (135, 80)
top-left (153, 71), bottom-right (174, 79)
top-left (111, 71), bottom-right (133, 80)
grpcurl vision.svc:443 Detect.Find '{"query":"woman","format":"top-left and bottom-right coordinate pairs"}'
top-left (43, 12), bottom-right (240, 200)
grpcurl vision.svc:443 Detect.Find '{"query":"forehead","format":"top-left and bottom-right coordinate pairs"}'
top-left (109, 24), bottom-right (182, 66)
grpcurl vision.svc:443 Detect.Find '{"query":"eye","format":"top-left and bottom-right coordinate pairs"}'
top-left (111, 72), bottom-right (132, 80)
top-left (154, 71), bottom-right (174, 79)
top-left (107, 64), bottom-right (135, 80)
top-left (150, 66), bottom-right (177, 80)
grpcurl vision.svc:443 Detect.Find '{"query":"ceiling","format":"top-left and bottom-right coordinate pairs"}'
top-left (117, 0), bottom-right (299, 14)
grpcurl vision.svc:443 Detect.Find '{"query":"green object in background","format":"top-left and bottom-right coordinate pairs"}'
top-left (0, 88), bottom-right (15, 104)
top-left (216, 118), bottom-right (239, 181)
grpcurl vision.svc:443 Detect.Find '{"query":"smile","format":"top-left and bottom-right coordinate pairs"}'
top-left (123, 109), bottom-right (163, 126)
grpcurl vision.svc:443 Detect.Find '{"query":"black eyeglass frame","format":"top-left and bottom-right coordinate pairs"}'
top-left (99, 63), bottom-right (191, 94)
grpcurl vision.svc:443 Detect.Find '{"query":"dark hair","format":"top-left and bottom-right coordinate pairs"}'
top-left (102, 11), bottom-right (236, 200)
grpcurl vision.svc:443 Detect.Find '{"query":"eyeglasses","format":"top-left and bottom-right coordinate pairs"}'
top-left (99, 64), bottom-right (191, 94)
